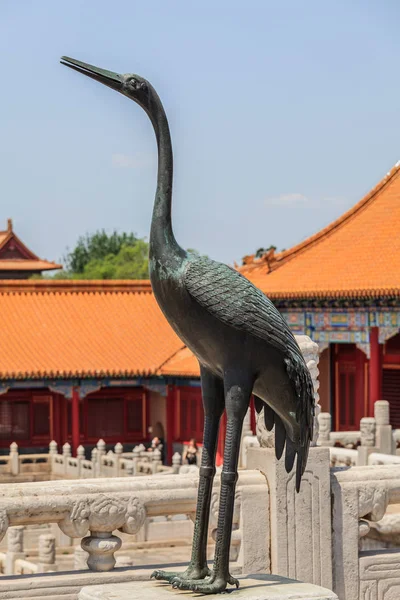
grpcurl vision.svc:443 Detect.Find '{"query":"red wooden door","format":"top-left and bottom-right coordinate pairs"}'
top-left (334, 344), bottom-right (366, 431)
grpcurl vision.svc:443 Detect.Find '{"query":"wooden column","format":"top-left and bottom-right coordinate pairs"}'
top-left (166, 385), bottom-right (175, 464)
top-left (71, 387), bottom-right (80, 456)
top-left (369, 327), bottom-right (381, 416)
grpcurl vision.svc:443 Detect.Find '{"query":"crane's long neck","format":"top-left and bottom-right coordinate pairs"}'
top-left (148, 91), bottom-right (182, 263)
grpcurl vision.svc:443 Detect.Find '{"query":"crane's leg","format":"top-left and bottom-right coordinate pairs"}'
top-left (173, 371), bottom-right (252, 593)
top-left (151, 366), bottom-right (224, 583)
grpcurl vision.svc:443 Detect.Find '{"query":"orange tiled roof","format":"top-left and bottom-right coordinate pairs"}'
top-left (240, 161), bottom-right (400, 298)
top-left (0, 280), bottom-right (189, 380)
top-left (159, 347), bottom-right (200, 378)
top-left (0, 260), bottom-right (62, 271)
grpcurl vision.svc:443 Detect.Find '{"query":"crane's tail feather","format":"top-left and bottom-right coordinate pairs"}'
top-left (263, 403), bottom-right (275, 431)
top-left (274, 415), bottom-right (286, 460)
top-left (253, 376), bottom-right (313, 495)
top-left (285, 436), bottom-right (297, 473)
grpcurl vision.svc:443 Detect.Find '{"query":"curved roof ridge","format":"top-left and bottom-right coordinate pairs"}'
top-left (271, 160), bottom-right (400, 269)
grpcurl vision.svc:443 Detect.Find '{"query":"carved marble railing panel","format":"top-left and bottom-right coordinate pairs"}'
top-left (331, 465), bottom-right (400, 600)
top-left (0, 470), bottom-right (266, 575)
top-left (80, 459), bottom-right (95, 478)
top-left (329, 447), bottom-right (358, 467)
top-left (330, 431), bottom-right (361, 447)
top-left (368, 453), bottom-right (400, 466)
top-left (0, 456), bottom-right (11, 475)
top-left (359, 551), bottom-right (400, 600)
top-left (19, 454), bottom-right (51, 475)
top-left (4, 440), bottom-right (181, 482)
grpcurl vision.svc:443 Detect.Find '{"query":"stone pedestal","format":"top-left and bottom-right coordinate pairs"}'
top-left (78, 575), bottom-right (338, 599)
top-left (247, 446), bottom-right (332, 591)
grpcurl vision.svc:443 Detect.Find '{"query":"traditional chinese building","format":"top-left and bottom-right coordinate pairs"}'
top-left (0, 279), bottom-right (207, 463)
top-left (0, 219), bottom-right (61, 278)
top-left (240, 161), bottom-right (400, 431)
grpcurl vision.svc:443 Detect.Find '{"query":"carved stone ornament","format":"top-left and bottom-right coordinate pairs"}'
top-left (256, 409), bottom-right (275, 448)
top-left (59, 493), bottom-right (146, 537)
top-left (119, 496), bottom-right (146, 535)
top-left (0, 509), bottom-right (10, 543)
top-left (358, 485), bottom-right (389, 522)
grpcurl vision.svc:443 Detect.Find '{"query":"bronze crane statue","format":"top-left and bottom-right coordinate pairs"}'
top-left (61, 56), bottom-right (314, 595)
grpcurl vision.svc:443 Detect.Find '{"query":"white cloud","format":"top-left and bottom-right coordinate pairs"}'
top-left (112, 152), bottom-right (153, 169)
top-left (265, 192), bottom-right (309, 206)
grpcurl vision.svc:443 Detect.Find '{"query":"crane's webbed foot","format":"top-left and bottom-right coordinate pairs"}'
top-left (171, 572), bottom-right (239, 594)
top-left (151, 564), bottom-right (211, 583)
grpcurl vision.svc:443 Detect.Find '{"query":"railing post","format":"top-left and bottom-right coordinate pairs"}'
top-left (132, 445), bottom-right (140, 476)
top-left (172, 451), bottom-right (181, 474)
top-left (77, 445), bottom-right (85, 478)
top-left (9, 442), bottom-right (19, 476)
top-left (5, 526), bottom-right (24, 575)
top-left (38, 534), bottom-right (57, 572)
top-left (317, 413), bottom-right (333, 446)
top-left (96, 439), bottom-right (106, 477)
top-left (91, 447), bottom-right (98, 477)
top-left (63, 442), bottom-right (71, 476)
top-left (358, 417), bottom-right (377, 465)
top-left (374, 400), bottom-right (394, 454)
top-left (247, 446), bottom-right (333, 591)
top-left (114, 442), bottom-right (123, 477)
top-left (48, 440), bottom-right (58, 475)
top-left (151, 448), bottom-right (162, 474)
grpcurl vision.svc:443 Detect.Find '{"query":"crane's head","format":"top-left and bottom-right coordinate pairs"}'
top-left (60, 56), bottom-right (151, 108)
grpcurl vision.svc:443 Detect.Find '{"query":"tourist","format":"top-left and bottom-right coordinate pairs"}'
top-left (183, 438), bottom-right (198, 465)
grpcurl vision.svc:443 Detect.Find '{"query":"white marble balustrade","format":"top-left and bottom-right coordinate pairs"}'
top-left (0, 469), bottom-right (268, 577)
top-left (331, 464), bottom-right (400, 600)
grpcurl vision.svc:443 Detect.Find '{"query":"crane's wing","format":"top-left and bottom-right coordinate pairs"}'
top-left (184, 256), bottom-right (314, 491)
top-left (184, 256), bottom-right (302, 360)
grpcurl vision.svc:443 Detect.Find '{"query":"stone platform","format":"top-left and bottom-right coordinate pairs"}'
top-left (79, 574), bottom-right (338, 599)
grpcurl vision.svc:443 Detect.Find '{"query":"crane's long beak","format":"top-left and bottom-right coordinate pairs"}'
top-left (60, 56), bottom-right (123, 91)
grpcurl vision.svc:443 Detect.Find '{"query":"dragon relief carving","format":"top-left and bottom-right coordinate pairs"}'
top-left (59, 494), bottom-right (146, 537)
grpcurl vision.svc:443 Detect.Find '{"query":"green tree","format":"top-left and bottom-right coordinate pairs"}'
top-left (80, 240), bottom-right (149, 280)
top-left (65, 230), bottom-right (140, 273)
top-left (35, 230), bottom-right (149, 280)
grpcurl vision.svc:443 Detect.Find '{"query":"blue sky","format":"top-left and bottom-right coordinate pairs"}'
top-left (0, 1), bottom-right (399, 267)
